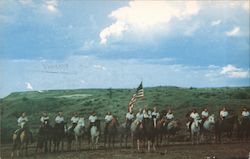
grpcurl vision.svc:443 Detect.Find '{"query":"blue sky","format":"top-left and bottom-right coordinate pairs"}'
top-left (0, 0), bottom-right (249, 97)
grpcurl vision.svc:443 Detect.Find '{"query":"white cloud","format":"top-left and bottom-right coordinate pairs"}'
top-left (99, 1), bottom-right (200, 44)
top-left (19, 0), bottom-right (34, 6)
top-left (45, 0), bottom-right (58, 12)
top-left (242, 1), bottom-right (249, 12)
top-left (220, 64), bottom-right (250, 78)
top-left (25, 82), bottom-right (33, 90)
top-left (226, 27), bottom-right (240, 36)
top-left (211, 20), bottom-right (221, 26)
top-left (93, 64), bottom-right (106, 71)
top-left (80, 80), bottom-right (86, 84)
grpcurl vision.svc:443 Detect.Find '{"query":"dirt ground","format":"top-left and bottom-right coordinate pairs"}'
top-left (1, 142), bottom-right (250, 159)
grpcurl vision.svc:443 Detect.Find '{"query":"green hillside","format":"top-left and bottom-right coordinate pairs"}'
top-left (1, 86), bottom-right (250, 142)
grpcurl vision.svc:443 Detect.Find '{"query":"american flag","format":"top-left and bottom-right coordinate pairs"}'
top-left (136, 82), bottom-right (144, 98)
top-left (128, 94), bottom-right (137, 112)
top-left (128, 82), bottom-right (144, 112)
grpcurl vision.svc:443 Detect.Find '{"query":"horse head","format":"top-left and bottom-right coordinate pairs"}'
top-left (208, 114), bottom-right (215, 124)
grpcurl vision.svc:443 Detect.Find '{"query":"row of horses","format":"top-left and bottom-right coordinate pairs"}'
top-left (11, 114), bottom-right (250, 158)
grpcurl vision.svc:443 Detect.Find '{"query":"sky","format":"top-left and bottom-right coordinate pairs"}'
top-left (0, 0), bottom-right (249, 98)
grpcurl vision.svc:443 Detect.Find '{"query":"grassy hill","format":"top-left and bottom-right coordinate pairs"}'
top-left (1, 86), bottom-right (250, 142)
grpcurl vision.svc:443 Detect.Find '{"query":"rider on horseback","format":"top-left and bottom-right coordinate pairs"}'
top-left (55, 111), bottom-right (64, 124)
top-left (188, 108), bottom-right (200, 131)
top-left (69, 112), bottom-right (79, 133)
top-left (88, 111), bottom-right (98, 131)
top-left (143, 107), bottom-right (151, 119)
top-left (220, 107), bottom-right (229, 120)
top-left (201, 108), bottom-right (209, 129)
top-left (136, 108), bottom-right (144, 122)
top-left (104, 112), bottom-right (113, 133)
top-left (166, 108), bottom-right (174, 120)
top-left (152, 106), bottom-right (160, 128)
top-left (125, 110), bottom-right (134, 127)
top-left (166, 108), bottom-right (174, 125)
top-left (40, 112), bottom-right (50, 127)
top-left (15, 112), bottom-right (33, 143)
top-left (241, 107), bottom-right (250, 119)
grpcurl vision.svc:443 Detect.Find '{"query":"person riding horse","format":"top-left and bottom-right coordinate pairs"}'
top-left (188, 108), bottom-right (200, 132)
top-left (104, 112), bottom-right (113, 134)
top-left (125, 110), bottom-right (134, 127)
top-left (15, 112), bottom-right (33, 143)
top-left (55, 111), bottom-right (65, 125)
top-left (152, 107), bottom-right (160, 128)
top-left (165, 108), bottom-right (174, 124)
top-left (40, 112), bottom-right (50, 127)
top-left (241, 107), bottom-right (250, 119)
top-left (219, 107), bottom-right (229, 124)
top-left (69, 112), bottom-right (79, 133)
top-left (201, 108), bottom-right (209, 129)
top-left (88, 111), bottom-right (98, 131)
top-left (136, 108), bottom-right (144, 123)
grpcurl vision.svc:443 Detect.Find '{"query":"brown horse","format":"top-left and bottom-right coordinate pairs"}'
top-left (134, 118), bottom-right (156, 152)
top-left (215, 115), bottom-right (238, 143)
top-left (237, 117), bottom-right (250, 142)
top-left (11, 124), bottom-right (30, 158)
top-left (104, 117), bottom-right (118, 148)
top-left (155, 117), bottom-right (166, 146)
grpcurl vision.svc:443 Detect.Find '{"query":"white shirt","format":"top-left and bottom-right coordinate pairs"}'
top-left (17, 116), bottom-right (28, 127)
top-left (201, 111), bottom-right (209, 118)
top-left (143, 112), bottom-right (149, 118)
top-left (190, 112), bottom-right (200, 120)
top-left (78, 117), bottom-right (85, 127)
top-left (89, 115), bottom-right (97, 123)
top-left (126, 112), bottom-right (134, 120)
top-left (105, 115), bottom-right (113, 122)
top-left (242, 111), bottom-right (250, 117)
top-left (152, 111), bottom-right (160, 119)
top-left (220, 110), bottom-right (228, 117)
top-left (71, 116), bottom-right (79, 123)
top-left (166, 113), bottom-right (174, 120)
top-left (136, 113), bottom-right (144, 122)
top-left (55, 116), bottom-right (64, 124)
top-left (40, 116), bottom-right (49, 123)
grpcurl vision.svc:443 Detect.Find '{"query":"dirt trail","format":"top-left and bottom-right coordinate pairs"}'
top-left (1, 142), bottom-right (250, 159)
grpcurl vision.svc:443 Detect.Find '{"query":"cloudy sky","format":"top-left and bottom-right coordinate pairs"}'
top-left (0, 0), bottom-right (249, 97)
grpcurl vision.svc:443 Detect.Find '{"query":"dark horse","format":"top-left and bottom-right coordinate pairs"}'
top-left (118, 119), bottom-right (133, 148)
top-left (53, 122), bottom-right (66, 152)
top-left (36, 121), bottom-right (54, 153)
top-left (155, 117), bottom-right (166, 146)
top-left (135, 118), bottom-right (156, 152)
top-left (237, 117), bottom-right (250, 142)
top-left (215, 115), bottom-right (237, 143)
top-left (104, 117), bottom-right (118, 148)
top-left (11, 122), bottom-right (31, 158)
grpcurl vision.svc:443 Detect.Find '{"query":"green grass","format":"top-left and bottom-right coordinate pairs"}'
top-left (1, 86), bottom-right (250, 142)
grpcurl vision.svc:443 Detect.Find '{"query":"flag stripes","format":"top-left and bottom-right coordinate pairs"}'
top-left (128, 82), bottom-right (144, 112)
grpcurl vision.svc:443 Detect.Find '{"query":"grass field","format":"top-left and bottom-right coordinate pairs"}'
top-left (1, 86), bottom-right (250, 143)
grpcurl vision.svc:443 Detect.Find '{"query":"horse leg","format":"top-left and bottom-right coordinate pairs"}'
top-left (108, 135), bottom-right (111, 148)
top-left (104, 134), bottom-right (107, 148)
top-left (95, 135), bottom-right (99, 149)
top-left (191, 133), bottom-right (194, 145)
top-left (113, 135), bottom-right (115, 148)
top-left (147, 140), bottom-right (151, 152)
top-left (137, 139), bottom-right (140, 151)
top-left (25, 142), bottom-right (28, 156)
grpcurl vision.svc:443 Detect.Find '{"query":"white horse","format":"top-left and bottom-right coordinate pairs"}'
top-left (187, 118), bottom-right (201, 145)
top-left (201, 114), bottom-right (215, 143)
top-left (74, 118), bottom-right (85, 151)
top-left (90, 120), bottom-right (100, 149)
